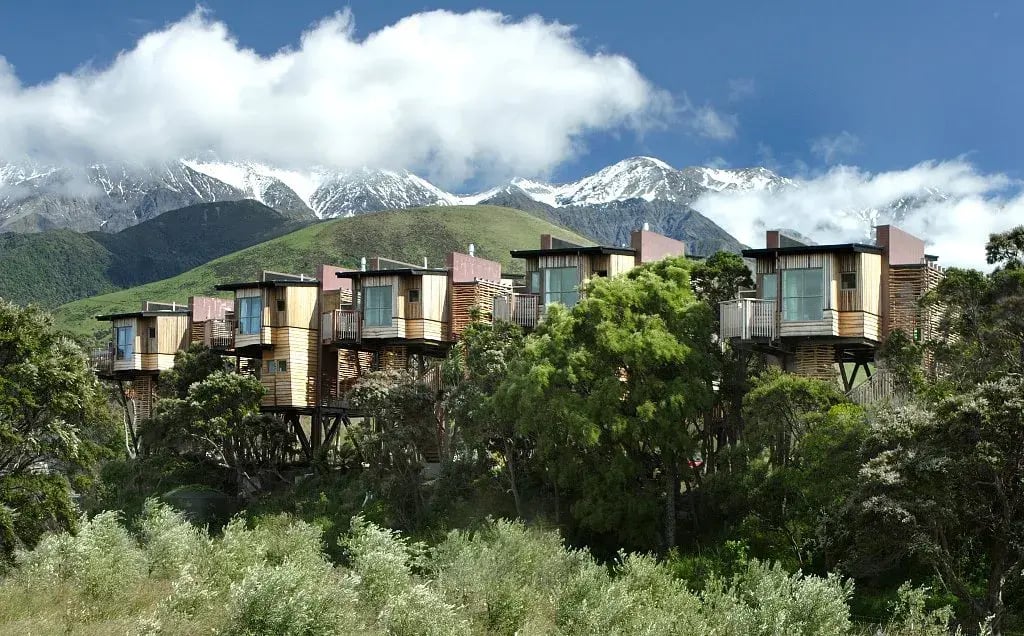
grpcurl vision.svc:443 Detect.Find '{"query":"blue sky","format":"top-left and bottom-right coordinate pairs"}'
top-left (1, 0), bottom-right (1020, 183)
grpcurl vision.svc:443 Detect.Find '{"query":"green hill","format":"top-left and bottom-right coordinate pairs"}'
top-left (53, 205), bottom-right (590, 342)
top-left (0, 200), bottom-right (307, 308)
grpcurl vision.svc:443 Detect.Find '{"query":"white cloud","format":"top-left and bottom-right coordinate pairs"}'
top-left (691, 105), bottom-right (738, 141)
top-left (692, 159), bottom-right (1022, 269)
top-left (727, 77), bottom-right (755, 102)
top-left (810, 131), bottom-right (861, 164)
top-left (0, 9), bottom-right (671, 185)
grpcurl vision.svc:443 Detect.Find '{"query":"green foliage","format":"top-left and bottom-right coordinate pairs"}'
top-left (0, 300), bottom-right (119, 563)
top-left (690, 250), bottom-right (754, 316)
top-left (843, 378), bottom-right (1024, 631)
top-left (497, 256), bottom-right (716, 551)
top-left (53, 205), bottom-right (591, 342)
top-left (0, 504), bottom-right (974, 635)
top-left (159, 343), bottom-right (232, 399)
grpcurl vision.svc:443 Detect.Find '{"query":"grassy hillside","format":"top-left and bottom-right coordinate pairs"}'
top-left (0, 200), bottom-right (307, 308)
top-left (54, 205), bottom-right (590, 341)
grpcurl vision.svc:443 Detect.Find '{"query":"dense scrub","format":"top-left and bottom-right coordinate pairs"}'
top-left (0, 502), bottom-right (960, 636)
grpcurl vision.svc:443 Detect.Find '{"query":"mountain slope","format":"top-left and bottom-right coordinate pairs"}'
top-left (0, 200), bottom-right (308, 307)
top-left (53, 205), bottom-right (591, 341)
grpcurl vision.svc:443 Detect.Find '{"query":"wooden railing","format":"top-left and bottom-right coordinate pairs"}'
top-left (323, 309), bottom-right (360, 342)
top-left (847, 367), bottom-right (901, 406)
top-left (720, 299), bottom-right (777, 341)
top-left (493, 293), bottom-right (541, 329)
top-left (90, 345), bottom-right (114, 374)
top-left (203, 319), bottom-right (234, 350)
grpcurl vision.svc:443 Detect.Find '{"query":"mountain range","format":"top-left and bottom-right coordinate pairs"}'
top-left (0, 156), bottom-right (793, 255)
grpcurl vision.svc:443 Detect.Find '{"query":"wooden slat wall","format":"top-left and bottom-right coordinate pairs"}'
top-left (260, 326), bottom-right (319, 408)
top-left (156, 314), bottom-right (189, 354)
top-left (793, 342), bottom-right (837, 383)
top-left (132, 376), bottom-right (155, 421)
top-left (450, 280), bottom-right (512, 338)
top-left (284, 286), bottom-right (318, 329)
top-left (609, 253), bottom-right (637, 277)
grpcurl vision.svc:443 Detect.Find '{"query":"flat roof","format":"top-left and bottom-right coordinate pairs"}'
top-left (336, 267), bottom-right (450, 279)
top-left (510, 245), bottom-right (637, 258)
top-left (96, 309), bottom-right (189, 321)
top-left (742, 243), bottom-right (884, 257)
top-left (215, 279), bottom-right (320, 291)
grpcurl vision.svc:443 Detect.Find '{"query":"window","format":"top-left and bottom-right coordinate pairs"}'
top-left (544, 267), bottom-right (579, 307)
top-left (267, 359), bottom-right (288, 373)
top-left (781, 268), bottom-right (824, 322)
top-left (238, 297), bottom-right (262, 335)
top-left (115, 325), bottom-right (133, 360)
top-left (277, 299), bottom-right (286, 312)
top-left (761, 273), bottom-right (778, 300)
top-left (363, 285), bottom-right (392, 327)
top-left (148, 327), bottom-right (156, 338)
top-left (267, 360), bottom-right (277, 373)
top-left (840, 272), bottom-right (857, 291)
top-left (529, 271), bottom-right (541, 294)
top-left (408, 289), bottom-right (420, 303)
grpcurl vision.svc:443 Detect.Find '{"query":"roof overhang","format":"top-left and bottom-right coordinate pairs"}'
top-left (335, 268), bottom-right (449, 279)
top-left (96, 310), bottom-right (189, 321)
top-left (742, 243), bottom-right (883, 258)
top-left (215, 280), bottom-right (320, 291)
top-left (510, 246), bottom-right (636, 258)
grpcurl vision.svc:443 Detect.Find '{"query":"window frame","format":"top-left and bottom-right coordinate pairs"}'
top-left (115, 325), bottom-right (134, 360)
top-left (781, 267), bottom-right (825, 322)
top-left (238, 296), bottom-right (263, 335)
top-left (363, 285), bottom-right (393, 327)
top-left (543, 266), bottom-right (580, 308)
top-left (840, 271), bottom-right (857, 291)
top-left (760, 273), bottom-right (778, 301)
top-left (408, 289), bottom-right (420, 304)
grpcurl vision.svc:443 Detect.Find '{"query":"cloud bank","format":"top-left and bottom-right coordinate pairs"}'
top-left (0, 9), bottom-right (683, 184)
top-left (693, 159), bottom-right (1023, 270)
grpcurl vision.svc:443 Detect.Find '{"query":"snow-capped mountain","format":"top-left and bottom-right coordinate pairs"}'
top-left (0, 155), bottom-right (791, 254)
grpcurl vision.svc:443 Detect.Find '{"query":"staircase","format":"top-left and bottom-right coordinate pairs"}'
top-left (846, 367), bottom-right (901, 406)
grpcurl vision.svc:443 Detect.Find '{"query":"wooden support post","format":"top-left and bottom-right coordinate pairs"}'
top-left (323, 414), bottom-right (343, 449)
top-left (290, 413), bottom-right (312, 460)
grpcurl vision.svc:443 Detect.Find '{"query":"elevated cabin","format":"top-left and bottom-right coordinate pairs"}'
top-left (215, 273), bottom-right (321, 411)
top-left (188, 295), bottom-right (235, 351)
top-left (321, 251), bottom-right (507, 397)
top-left (498, 228), bottom-right (687, 328)
top-left (93, 302), bottom-right (190, 422)
top-left (719, 225), bottom-right (943, 389)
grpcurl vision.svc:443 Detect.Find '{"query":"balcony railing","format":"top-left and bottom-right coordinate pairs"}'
top-left (323, 308), bottom-right (360, 342)
top-left (493, 293), bottom-right (541, 329)
top-left (720, 298), bottom-right (777, 341)
top-left (90, 346), bottom-right (114, 374)
top-left (203, 319), bottom-right (234, 350)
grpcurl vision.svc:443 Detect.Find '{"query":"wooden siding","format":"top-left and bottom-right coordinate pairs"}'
top-left (156, 314), bottom-right (189, 354)
top-left (284, 286), bottom-right (319, 329)
top-left (260, 326), bottom-right (319, 408)
top-left (838, 312), bottom-right (880, 341)
top-left (779, 310), bottom-right (838, 337)
top-left (793, 343), bottom-right (837, 384)
top-left (887, 264), bottom-right (943, 343)
top-left (451, 279), bottom-right (512, 338)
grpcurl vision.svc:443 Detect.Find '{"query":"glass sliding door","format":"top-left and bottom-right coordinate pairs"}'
top-left (544, 267), bottom-right (579, 307)
top-left (781, 268), bottom-right (824, 321)
top-left (238, 297), bottom-right (263, 335)
top-left (363, 285), bottom-right (393, 327)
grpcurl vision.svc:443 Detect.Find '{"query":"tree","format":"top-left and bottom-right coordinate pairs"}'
top-left (0, 300), bottom-right (118, 561)
top-left (349, 369), bottom-right (437, 529)
top-left (442, 319), bottom-right (529, 516)
top-left (690, 251), bottom-right (754, 318)
top-left (159, 343), bottom-right (231, 399)
top-left (499, 256), bottom-right (716, 551)
top-left (144, 372), bottom-right (288, 497)
top-left (844, 379), bottom-right (1024, 633)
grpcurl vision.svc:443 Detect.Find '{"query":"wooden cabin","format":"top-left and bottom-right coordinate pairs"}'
top-left (93, 302), bottom-right (190, 421)
top-left (719, 225), bottom-right (943, 390)
top-left (320, 251), bottom-right (507, 396)
top-left (188, 295), bottom-right (235, 351)
top-left (498, 228), bottom-right (687, 328)
top-left (215, 273), bottom-right (321, 411)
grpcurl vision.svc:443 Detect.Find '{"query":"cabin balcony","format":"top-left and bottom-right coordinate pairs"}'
top-left (322, 308), bottom-right (361, 343)
top-left (493, 293), bottom-right (541, 329)
top-left (202, 318), bottom-right (235, 351)
top-left (90, 346), bottom-right (114, 375)
top-left (720, 299), bottom-right (778, 341)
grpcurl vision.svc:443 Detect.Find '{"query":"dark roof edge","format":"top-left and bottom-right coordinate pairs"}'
top-left (335, 268), bottom-right (450, 278)
top-left (96, 310), bottom-right (189, 321)
top-left (510, 246), bottom-right (637, 258)
top-left (742, 243), bottom-right (884, 257)
top-left (215, 280), bottom-right (320, 291)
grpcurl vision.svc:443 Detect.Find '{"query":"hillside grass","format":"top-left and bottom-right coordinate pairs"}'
top-left (54, 205), bottom-right (590, 342)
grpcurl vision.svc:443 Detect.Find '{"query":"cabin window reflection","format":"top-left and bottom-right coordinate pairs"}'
top-left (781, 268), bottom-right (824, 322)
top-left (544, 267), bottom-right (579, 307)
top-left (840, 272), bottom-right (857, 291)
top-left (115, 326), bottom-right (133, 360)
top-left (761, 273), bottom-right (778, 301)
top-left (364, 285), bottom-right (392, 327)
top-left (238, 297), bottom-right (262, 335)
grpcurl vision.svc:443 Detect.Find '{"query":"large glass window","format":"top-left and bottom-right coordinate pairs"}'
top-left (363, 285), bottom-right (393, 327)
top-left (761, 273), bottom-right (778, 300)
top-left (115, 325), bottom-right (133, 360)
top-left (782, 268), bottom-right (824, 322)
top-left (238, 297), bottom-right (262, 335)
top-left (544, 267), bottom-right (579, 307)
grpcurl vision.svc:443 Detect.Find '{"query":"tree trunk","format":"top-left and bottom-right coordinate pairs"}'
top-left (664, 460), bottom-right (678, 551)
top-left (503, 440), bottom-right (523, 518)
